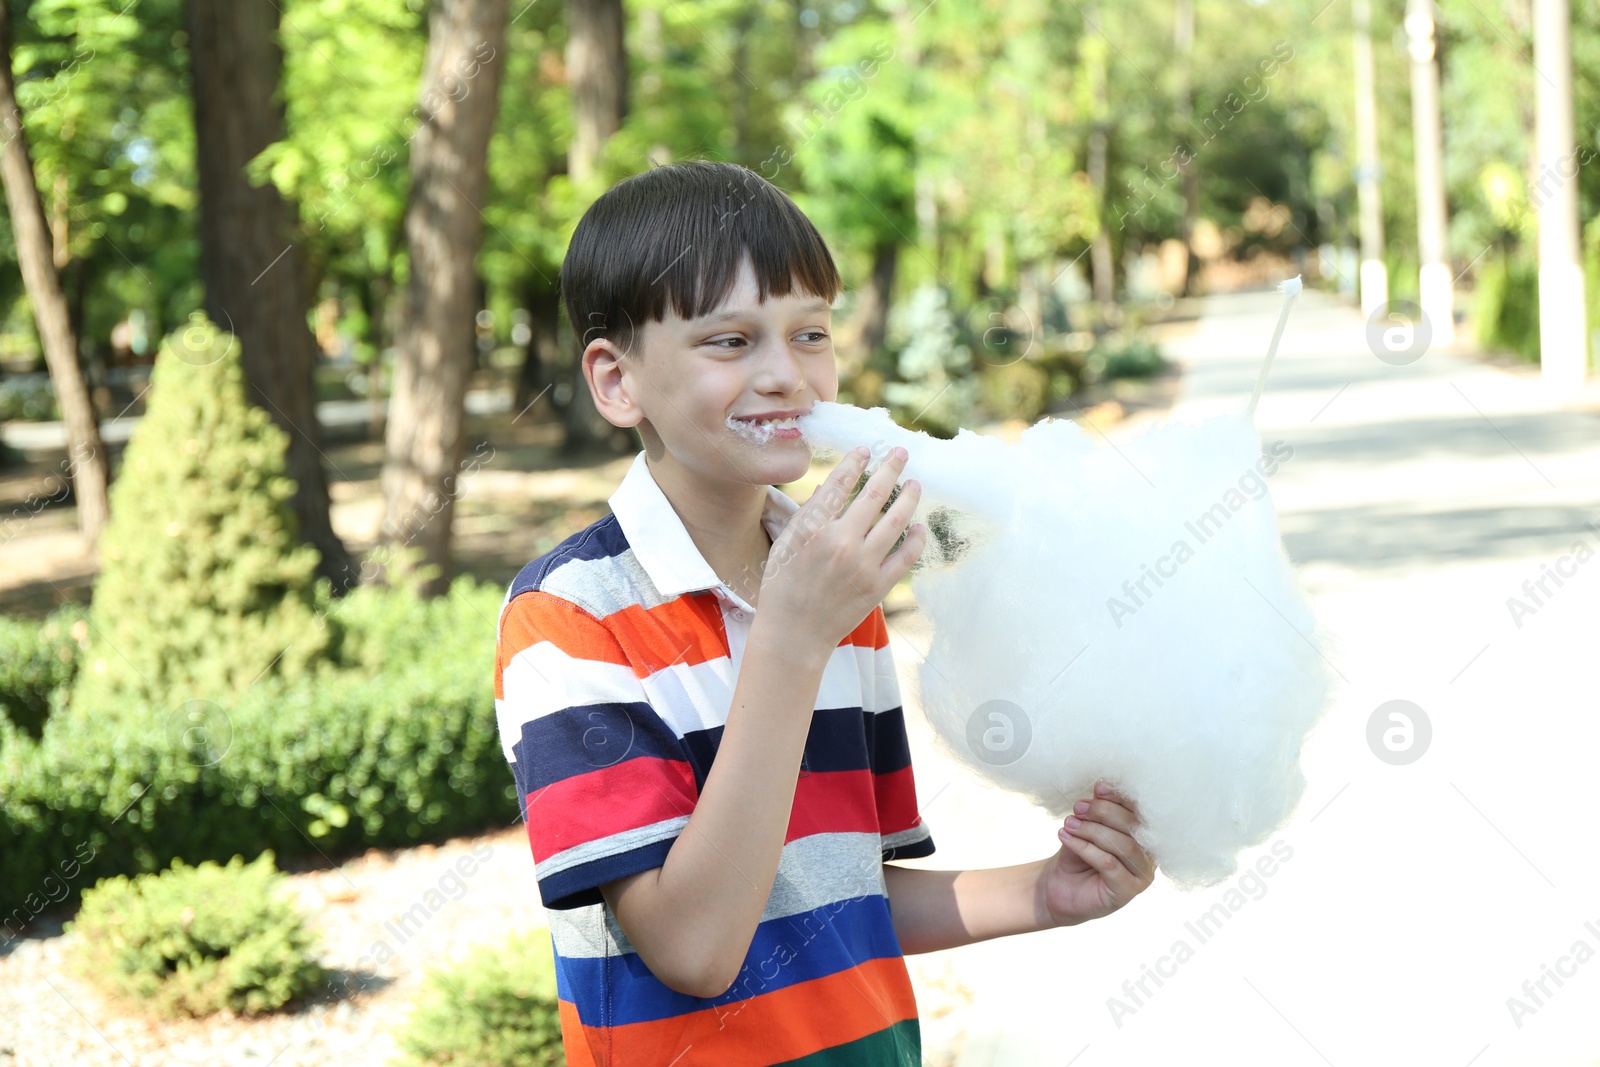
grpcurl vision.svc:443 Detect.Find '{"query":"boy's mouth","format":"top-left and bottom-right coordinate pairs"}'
top-left (727, 413), bottom-right (805, 443)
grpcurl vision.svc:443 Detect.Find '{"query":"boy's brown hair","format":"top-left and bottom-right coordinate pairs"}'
top-left (559, 160), bottom-right (843, 360)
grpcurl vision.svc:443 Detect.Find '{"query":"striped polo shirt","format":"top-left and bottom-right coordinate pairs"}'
top-left (494, 450), bottom-right (935, 1067)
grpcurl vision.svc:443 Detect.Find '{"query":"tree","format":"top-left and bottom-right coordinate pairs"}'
top-left (380, 0), bottom-right (508, 597)
top-left (0, 0), bottom-right (108, 541)
top-left (72, 316), bottom-right (330, 715)
top-left (561, 0), bottom-right (634, 456)
top-left (186, 0), bottom-right (356, 593)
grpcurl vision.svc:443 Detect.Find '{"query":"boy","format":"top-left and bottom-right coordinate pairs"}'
top-left (494, 160), bottom-right (1154, 1066)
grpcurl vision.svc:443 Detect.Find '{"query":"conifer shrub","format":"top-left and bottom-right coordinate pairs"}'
top-left (71, 313), bottom-right (332, 715)
top-left (0, 610), bottom-right (80, 739)
top-left (396, 929), bottom-right (565, 1066)
top-left (65, 851), bottom-right (325, 1018)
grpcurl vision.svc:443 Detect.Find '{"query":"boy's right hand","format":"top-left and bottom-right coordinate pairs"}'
top-left (757, 445), bottom-right (926, 657)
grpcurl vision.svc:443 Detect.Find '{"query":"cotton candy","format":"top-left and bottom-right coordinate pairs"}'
top-left (794, 398), bottom-right (1336, 889)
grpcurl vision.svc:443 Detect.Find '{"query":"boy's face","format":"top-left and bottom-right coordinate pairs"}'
top-left (592, 252), bottom-right (838, 489)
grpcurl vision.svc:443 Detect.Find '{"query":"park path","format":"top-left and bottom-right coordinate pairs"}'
top-left (888, 288), bottom-right (1600, 1066)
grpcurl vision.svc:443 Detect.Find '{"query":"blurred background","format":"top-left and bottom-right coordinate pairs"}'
top-left (0, 0), bottom-right (1597, 1064)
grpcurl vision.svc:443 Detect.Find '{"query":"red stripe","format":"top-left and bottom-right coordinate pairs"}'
top-left (872, 764), bottom-right (923, 837)
top-left (526, 756), bottom-right (699, 863)
top-left (783, 769), bottom-right (879, 842)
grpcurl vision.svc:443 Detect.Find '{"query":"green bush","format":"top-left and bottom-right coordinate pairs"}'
top-left (0, 578), bottom-right (518, 919)
top-left (397, 928), bottom-right (565, 1067)
top-left (72, 313), bottom-right (332, 714)
top-left (0, 610), bottom-right (81, 739)
top-left (978, 360), bottom-right (1051, 422)
top-left (65, 851), bottom-right (325, 1018)
top-left (1085, 335), bottom-right (1166, 382)
top-left (1475, 253), bottom-right (1541, 363)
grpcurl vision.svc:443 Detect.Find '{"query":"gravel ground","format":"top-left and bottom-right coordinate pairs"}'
top-left (0, 820), bottom-right (975, 1067)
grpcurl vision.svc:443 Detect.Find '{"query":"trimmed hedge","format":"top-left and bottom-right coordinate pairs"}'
top-left (0, 610), bottom-right (80, 740)
top-left (0, 580), bottom-right (518, 922)
top-left (66, 851), bottom-right (326, 1018)
top-left (397, 928), bottom-right (565, 1066)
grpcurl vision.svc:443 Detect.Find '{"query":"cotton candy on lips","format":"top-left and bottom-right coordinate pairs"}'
top-left (795, 400), bottom-right (1337, 888)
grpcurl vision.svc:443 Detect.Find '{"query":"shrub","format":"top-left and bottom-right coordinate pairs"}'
top-left (879, 284), bottom-right (980, 438)
top-left (1475, 253), bottom-right (1541, 363)
top-left (396, 928), bottom-right (565, 1067)
top-left (0, 375), bottom-right (60, 421)
top-left (0, 610), bottom-right (81, 739)
top-left (72, 314), bottom-right (332, 714)
top-left (0, 578), bottom-right (517, 920)
top-left (65, 851), bottom-right (325, 1018)
top-left (978, 360), bottom-right (1051, 422)
top-left (1085, 335), bottom-right (1166, 383)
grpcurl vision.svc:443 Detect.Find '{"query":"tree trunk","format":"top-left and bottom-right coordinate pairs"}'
top-left (0, 0), bottom-right (109, 542)
top-left (186, 0), bottom-right (357, 592)
top-left (856, 238), bottom-right (898, 364)
top-left (561, 0), bottom-right (634, 457)
top-left (514, 281), bottom-right (560, 416)
top-left (565, 0), bottom-right (627, 187)
top-left (380, 0), bottom-right (509, 597)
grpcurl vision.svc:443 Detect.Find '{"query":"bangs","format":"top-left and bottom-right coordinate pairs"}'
top-left (561, 161), bottom-right (842, 357)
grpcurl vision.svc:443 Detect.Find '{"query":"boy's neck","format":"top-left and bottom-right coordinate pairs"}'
top-left (645, 452), bottom-right (773, 607)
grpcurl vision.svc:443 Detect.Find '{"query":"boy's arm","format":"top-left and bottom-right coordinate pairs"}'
top-left (599, 612), bottom-right (830, 998)
top-left (882, 784), bottom-right (1155, 955)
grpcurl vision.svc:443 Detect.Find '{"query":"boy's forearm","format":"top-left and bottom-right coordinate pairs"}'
top-left (882, 858), bottom-right (1061, 955)
top-left (634, 616), bottom-right (831, 993)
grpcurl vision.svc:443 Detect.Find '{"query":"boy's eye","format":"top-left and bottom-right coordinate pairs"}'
top-left (706, 336), bottom-right (746, 349)
top-left (799, 330), bottom-right (829, 343)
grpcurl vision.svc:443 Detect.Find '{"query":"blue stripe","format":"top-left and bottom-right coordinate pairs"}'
top-left (517, 700), bottom-right (684, 789)
top-left (509, 514), bottom-right (630, 598)
top-left (521, 704), bottom-right (914, 791)
top-left (538, 835), bottom-right (678, 911)
top-left (554, 892), bottom-right (902, 1026)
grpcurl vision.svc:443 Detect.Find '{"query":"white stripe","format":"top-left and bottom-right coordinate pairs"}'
top-left (496, 644), bottom-right (649, 762)
top-left (537, 814), bottom-right (691, 879)
top-left (498, 637), bottom-right (907, 764)
top-left (547, 831), bottom-right (890, 960)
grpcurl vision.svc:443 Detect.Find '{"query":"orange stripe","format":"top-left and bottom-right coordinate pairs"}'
top-left (558, 999), bottom-right (600, 1067)
top-left (567, 955), bottom-right (919, 1066)
top-left (604, 594), bottom-right (730, 675)
top-left (500, 593), bottom-right (886, 701)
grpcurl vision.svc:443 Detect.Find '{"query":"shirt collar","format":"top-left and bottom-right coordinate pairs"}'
top-left (609, 450), bottom-right (801, 600)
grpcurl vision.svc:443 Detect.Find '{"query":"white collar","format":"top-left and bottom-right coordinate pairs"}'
top-left (608, 450), bottom-right (800, 600)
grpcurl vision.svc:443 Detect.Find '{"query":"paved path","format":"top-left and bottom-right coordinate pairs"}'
top-left (888, 288), bottom-right (1600, 1066)
top-left (0, 390), bottom-right (513, 451)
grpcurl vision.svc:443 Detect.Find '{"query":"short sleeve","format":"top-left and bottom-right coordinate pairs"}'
top-left (495, 589), bottom-right (699, 910)
top-left (862, 607), bottom-right (936, 862)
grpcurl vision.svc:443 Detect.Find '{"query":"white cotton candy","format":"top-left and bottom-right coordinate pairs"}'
top-left (796, 400), bottom-right (1336, 889)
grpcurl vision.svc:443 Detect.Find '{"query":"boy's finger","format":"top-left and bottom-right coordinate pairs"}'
top-left (811, 447), bottom-right (870, 516)
top-left (840, 449), bottom-right (907, 536)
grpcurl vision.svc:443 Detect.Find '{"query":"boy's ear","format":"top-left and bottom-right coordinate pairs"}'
top-left (584, 338), bottom-right (644, 429)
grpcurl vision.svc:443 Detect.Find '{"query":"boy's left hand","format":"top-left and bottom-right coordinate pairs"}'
top-left (1040, 780), bottom-right (1156, 927)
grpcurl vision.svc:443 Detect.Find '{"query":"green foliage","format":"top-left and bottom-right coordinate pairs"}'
top-left (978, 359), bottom-right (1051, 422)
top-left (1085, 335), bottom-right (1167, 382)
top-left (72, 315), bottom-right (332, 714)
top-left (0, 376), bottom-right (61, 421)
top-left (0, 579), bottom-right (517, 918)
top-left (1475, 253), bottom-right (1541, 364)
top-left (397, 929), bottom-right (565, 1067)
top-left (0, 610), bottom-right (81, 739)
top-left (879, 284), bottom-right (979, 438)
top-left (66, 851), bottom-right (325, 1018)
